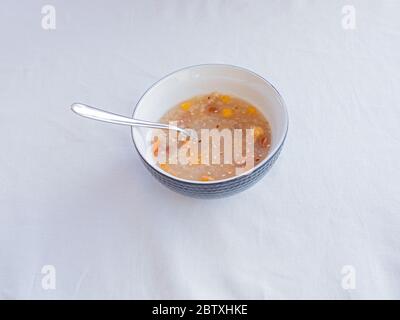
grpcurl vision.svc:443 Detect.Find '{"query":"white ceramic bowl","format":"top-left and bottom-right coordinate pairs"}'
top-left (131, 64), bottom-right (288, 198)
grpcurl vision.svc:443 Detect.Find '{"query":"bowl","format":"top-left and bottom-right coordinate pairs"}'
top-left (131, 64), bottom-right (288, 198)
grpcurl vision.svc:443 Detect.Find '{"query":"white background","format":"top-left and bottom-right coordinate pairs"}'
top-left (1, 0), bottom-right (399, 299)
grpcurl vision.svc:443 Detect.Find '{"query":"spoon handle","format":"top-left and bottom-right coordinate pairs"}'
top-left (71, 103), bottom-right (188, 134)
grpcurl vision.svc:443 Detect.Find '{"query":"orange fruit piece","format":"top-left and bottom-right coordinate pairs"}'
top-left (253, 126), bottom-right (264, 138)
top-left (222, 108), bottom-right (233, 118)
top-left (160, 163), bottom-right (170, 172)
top-left (180, 102), bottom-right (191, 111)
top-left (220, 95), bottom-right (231, 103)
top-left (199, 175), bottom-right (213, 182)
top-left (247, 106), bottom-right (256, 114)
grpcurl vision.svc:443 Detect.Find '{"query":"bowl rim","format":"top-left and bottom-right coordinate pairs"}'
top-left (131, 63), bottom-right (289, 185)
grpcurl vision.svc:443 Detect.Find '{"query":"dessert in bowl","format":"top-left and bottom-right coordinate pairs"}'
top-left (131, 64), bottom-right (288, 198)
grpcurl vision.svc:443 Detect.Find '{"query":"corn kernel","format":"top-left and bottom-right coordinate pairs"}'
top-left (247, 106), bottom-right (256, 114)
top-left (220, 95), bottom-right (231, 103)
top-left (180, 101), bottom-right (191, 111)
top-left (222, 108), bottom-right (233, 118)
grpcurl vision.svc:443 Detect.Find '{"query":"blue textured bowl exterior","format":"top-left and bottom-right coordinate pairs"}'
top-left (137, 143), bottom-right (284, 199)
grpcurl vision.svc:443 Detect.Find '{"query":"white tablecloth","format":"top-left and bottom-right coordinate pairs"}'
top-left (1, 0), bottom-right (399, 299)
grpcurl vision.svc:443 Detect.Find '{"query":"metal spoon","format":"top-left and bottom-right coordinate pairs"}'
top-left (71, 103), bottom-right (191, 136)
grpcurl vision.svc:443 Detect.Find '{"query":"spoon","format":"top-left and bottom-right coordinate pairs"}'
top-left (71, 103), bottom-right (191, 136)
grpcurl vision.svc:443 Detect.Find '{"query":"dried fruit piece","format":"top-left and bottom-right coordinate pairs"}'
top-left (152, 138), bottom-right (160, 157)
top-left (222, 108), bottom-right (233, 118)
top-left (207, 105), bottom-right (218, 113)
top-left (260, 136), bottom-right (269, 148)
